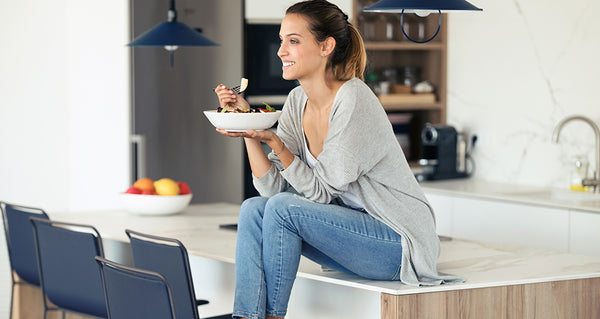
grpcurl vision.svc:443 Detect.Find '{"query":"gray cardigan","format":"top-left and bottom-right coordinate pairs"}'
top-left (253, 78), bottom-right (464, 286)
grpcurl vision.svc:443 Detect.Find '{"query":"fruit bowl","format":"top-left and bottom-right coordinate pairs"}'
top-left (203, 110), bottom-right (282, 132)
top-left (120, 193), bottom-right (193, 216)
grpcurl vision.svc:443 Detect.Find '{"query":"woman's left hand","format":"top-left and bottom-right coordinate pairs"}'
top-left (215, 128), bottom-right (278, 145)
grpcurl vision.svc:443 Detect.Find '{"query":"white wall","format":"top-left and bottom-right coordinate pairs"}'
top-left (2, 0), bottom-right (598, 214)
top-left (447, 0), bottom-right (600, 189)
top-left (0, 0), bottom-right (130, 212)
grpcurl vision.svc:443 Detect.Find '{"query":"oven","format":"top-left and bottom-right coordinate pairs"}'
top-left (245, 22), bottom-right (299, 108)
top-left (244, 22), bottom-right (299, 198)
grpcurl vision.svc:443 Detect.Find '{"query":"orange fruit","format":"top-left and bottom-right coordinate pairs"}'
top-left (133, 178), bottom-right (155, 192)
top-left (154, 178), bottom-right (180, 196)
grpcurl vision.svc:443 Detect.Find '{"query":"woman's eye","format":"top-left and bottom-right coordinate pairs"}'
top-left (290, 39), bottom-right (298, 44)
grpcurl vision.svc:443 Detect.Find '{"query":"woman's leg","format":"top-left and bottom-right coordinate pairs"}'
top-left (261, 192), bottom-right (403, 318)
top-left (233, 196), bottom-right (269, 319)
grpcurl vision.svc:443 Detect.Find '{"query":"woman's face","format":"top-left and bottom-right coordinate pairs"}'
top-left (278, 13), bottom-right (326, 81)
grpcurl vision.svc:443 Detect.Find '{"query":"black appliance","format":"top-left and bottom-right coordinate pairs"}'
top-left (417, 123), bottom-right (469, 181)
top-left (243, 23), bottom-right (298, 199)
top-left (245, 23), bottom-right (299, 106)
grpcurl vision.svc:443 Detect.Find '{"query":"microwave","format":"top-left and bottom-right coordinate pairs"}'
top-left (245, 23), bottom-right (299, 107)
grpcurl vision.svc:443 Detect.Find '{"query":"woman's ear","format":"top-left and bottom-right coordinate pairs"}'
top-left (321, 37), bottom-right (336, 57)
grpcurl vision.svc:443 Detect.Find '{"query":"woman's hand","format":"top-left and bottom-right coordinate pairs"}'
top-left (215, 128), bottom-right (278, 145)
top-left (214, 84), bottom-right (250, 111)
top-left (216, 128), bottom-right (292, 171)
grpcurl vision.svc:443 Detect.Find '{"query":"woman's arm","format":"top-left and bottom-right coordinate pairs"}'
top-left (242, 133), bottom-right (293, 178)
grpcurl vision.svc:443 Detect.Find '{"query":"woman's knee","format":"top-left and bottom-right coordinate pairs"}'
top-left (239, 196), bottom-right (268, 226)
top-left (263, 192), bottom-right (303, 225)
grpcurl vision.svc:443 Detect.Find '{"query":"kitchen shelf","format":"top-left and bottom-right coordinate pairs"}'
top-left (365, 42), bottom-right (445, 51)
top-left (382, 103), bottom-right (442, 112)
top-left (378, 93), bottom-right (436, 104)
top-left (354, 0), bottom-right (447, 162)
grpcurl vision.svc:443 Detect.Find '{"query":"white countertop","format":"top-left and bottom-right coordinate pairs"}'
top-left (420, 178), bottom-right (600, 213)
top-left (53, 203), bottom-right (600, 296)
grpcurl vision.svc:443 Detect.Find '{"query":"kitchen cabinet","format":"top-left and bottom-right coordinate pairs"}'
top-left (426, 192), bottom-right (571, 252)
top-left (452, 197), bottom-right (570, 251)
top-left (569, 209), bottom-right (600, 257)
top-left (426, 193), bottom-right (453, 237)
top-left (353, 0), bottom-right (447, 161)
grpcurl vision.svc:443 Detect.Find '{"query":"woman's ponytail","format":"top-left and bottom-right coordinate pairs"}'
top-left (287, 0), bottom-right (367, 81)
top-left (336, 22), bottom-right (366, 81)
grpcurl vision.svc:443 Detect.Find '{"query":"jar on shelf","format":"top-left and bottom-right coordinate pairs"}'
top-left (398, 66), bottom-right (421, 91)
top-left (359, 13), bottom-right (377, 41)
top-left (384, 15), bottom-right (400, 41)
top-left (417, 21), bottom-right (426, 42)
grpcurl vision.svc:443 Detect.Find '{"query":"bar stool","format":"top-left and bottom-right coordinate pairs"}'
top-left (126, 229), bottom-right (232, 319)
top-left (1, 201), bottom-right (50, 318)
top-left (95, 256), bottom-right (178, 319)
top-left (30, 217), bottom-right (108, 318)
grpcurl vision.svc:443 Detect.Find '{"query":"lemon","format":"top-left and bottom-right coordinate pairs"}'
top-left (154, 178), bottom-right (180, 196)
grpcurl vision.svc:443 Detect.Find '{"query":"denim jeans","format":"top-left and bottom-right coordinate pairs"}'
top-left (232, 192), bottom-right (403, 319)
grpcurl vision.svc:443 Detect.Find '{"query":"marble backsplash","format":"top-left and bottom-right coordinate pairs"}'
top-left (446, 0), bottom-right (600, 189)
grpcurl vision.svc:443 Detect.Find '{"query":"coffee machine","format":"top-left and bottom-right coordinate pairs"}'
top-left (416, 123), bottom-right (469, 181)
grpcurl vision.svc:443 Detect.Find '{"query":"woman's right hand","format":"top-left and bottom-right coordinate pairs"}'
top-left (214, 84), bottom-right (250, 111)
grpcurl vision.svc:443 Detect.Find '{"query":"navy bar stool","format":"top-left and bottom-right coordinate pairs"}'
top-left (126, 229), bottom-right (232, 319)
top-left (1, 201), bottom-right (50, 318)
top-left (95, 256), bottom-right (177, 319)
top-left (30, 217), bottom-right (108, 318)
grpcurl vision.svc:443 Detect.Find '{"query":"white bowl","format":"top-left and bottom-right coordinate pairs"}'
top-left (203, 110), bottom-right (282, 132)
top-left (120, 193), bottom-right (193, 216)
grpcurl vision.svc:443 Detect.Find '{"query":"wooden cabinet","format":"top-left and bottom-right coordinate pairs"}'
top-left (353, 0), bottom-right (447, 161)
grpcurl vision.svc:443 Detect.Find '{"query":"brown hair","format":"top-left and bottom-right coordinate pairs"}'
top-left (286, 0), bottom-right (366, 81)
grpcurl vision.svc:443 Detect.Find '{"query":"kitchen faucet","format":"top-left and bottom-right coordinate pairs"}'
top-left (552, 115), bottom-right (600, 193)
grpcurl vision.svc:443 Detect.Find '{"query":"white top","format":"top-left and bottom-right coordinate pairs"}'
top-left (302, 128), bottom-right (364, 209)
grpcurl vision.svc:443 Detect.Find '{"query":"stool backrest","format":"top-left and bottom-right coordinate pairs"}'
top-left (1, 201), bottom-right (49, 285)
top-left (126, 229), bottom-right (198, 319)
top-left (95, 256), bottom-right (177, 319)
top-left (31, 217), bottom-right (107, 318)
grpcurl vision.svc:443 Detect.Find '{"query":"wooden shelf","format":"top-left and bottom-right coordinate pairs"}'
top-left (378, 93), bottom-right (435, 103)
top-left (365, 42), bottom-right (444, 51)
top-left (382, 103), bottom-right (442, 112)
top-left (378, 93), bottom-right (441, 111)
top-left (354, 0), bottom-right (447, 161)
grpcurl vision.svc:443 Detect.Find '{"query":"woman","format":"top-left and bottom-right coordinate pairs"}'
top-left (214, 1), bottom-right (463, 318)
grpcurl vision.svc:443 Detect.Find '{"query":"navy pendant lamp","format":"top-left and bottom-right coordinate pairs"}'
top-left (364, 0), bottom-right (482, 43)
top-left (128, 0), bottom-right (218, 67)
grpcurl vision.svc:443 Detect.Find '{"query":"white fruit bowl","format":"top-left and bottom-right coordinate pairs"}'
top-left (120, 193), bottom-right (193, 216)
top-left (203, 110), bottom-right (282, 132)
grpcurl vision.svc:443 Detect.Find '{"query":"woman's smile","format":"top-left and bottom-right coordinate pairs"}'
top-left (282, 61), bottom-right (296, 70)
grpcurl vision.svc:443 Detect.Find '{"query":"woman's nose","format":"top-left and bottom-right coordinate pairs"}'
top-left (277, 44), bottom-right (286, 57)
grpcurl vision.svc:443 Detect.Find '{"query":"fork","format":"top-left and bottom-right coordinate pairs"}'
top-left (230, 85), bottom-right (242, 94)
top-left (214, 85), bottom-right (244, 94)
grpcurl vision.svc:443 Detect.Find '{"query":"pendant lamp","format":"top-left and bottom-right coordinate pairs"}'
top-left (128, 0), bottom-right (218, 67)
top-left (364, 0), bottom-right (482, 43)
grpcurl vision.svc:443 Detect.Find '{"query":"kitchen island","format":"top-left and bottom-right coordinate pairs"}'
top-left (14, 202), bottom-right (600, 318)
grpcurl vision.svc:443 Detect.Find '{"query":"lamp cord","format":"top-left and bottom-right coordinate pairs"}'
top-left (400, 10), bottom-right (441, 44)
top-left (168, 0), bottom-right (177, 22)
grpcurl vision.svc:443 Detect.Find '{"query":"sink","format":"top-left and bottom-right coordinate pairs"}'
top-left (501, 189), bottom-right (600, 203)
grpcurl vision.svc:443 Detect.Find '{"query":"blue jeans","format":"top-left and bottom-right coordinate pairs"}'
top-left (232, 192), bottom-right (403, 319)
